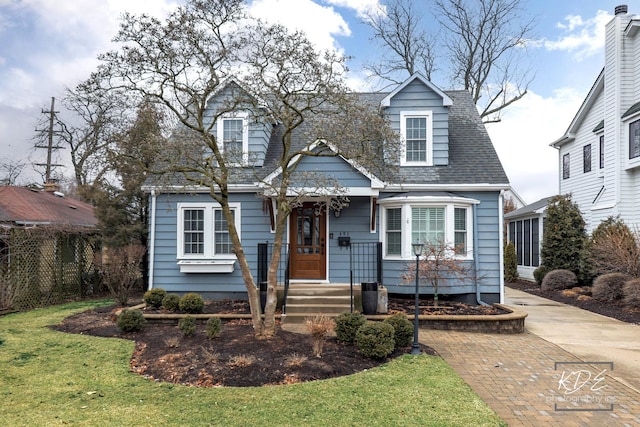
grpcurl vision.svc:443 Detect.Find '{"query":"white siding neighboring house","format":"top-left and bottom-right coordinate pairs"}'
top-left (551, 5), bottom-right (640, 232)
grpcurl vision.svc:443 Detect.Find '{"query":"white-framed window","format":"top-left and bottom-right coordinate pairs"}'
top-left (177, 202), bottom-right (241, 260)
top-left (562, 153), bottom-right (570, 179)
top-left (630, 118), bottom-right (640, 160)
top-left (380, 202), bottom-right (473, 260)
top-left (217, 113), bottom-right (248, 165)
top-left (400, 111), bottom-right (433, 166)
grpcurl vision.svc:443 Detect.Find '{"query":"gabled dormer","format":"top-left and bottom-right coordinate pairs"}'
top-left (381, 74), bottom-right (453, 167)
top-left (204, 80), bottom-right (272, 167)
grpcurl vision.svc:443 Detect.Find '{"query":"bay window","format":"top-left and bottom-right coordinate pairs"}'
top-left (380, 196), bottom-right (476, 259)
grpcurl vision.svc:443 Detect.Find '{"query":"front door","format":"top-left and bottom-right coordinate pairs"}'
top-left (289, 202), bottom-right (327, 280)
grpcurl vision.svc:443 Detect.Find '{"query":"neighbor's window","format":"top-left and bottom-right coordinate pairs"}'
top-left (599, 135), bottom-right (604, 169)
top-left (583, 144), bottom-right (591, 173)
top-left (400, 111), bottom-right (432, 166)
top-left (177, 203), bottom-right (240, 259)
top-left (630, 119), bottom-right (640, 159)
top-left (563, 153), bottom-right (570, 179)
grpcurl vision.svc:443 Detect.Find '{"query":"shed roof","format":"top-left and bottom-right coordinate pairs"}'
top-left (0, 186), bottom-right (98, 228)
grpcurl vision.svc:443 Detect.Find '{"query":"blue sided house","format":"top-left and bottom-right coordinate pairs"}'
top-left (145, 74), bottom-right (510, 305)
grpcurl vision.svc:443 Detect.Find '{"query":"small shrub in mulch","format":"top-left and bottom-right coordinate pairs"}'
top-left (162, 294), bottom-right (180, 311)
top-left (541, 269), bottom-right (577, 292)
top-left (334, 312), bottom-right (366, 344)
top-left (205, 317), bottom-right (222, 339)
top-left (178, 316), bottom-right (196, 337)
top-left (356, 321), bottom-right (396, 359)
top-left (117, 309), bottom-right (146, 332)
top-left (143, 288), bottom-right (167, 308)
top-left (179, 293), bottom-right (205, 314)
top-left (592, 273), bottom-right (633, 302)
top-left (383, 313), bottom-right (413, 347)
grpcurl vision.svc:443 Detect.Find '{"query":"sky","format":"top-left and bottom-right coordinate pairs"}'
top-left (0, 0), bottom-right (636, 204)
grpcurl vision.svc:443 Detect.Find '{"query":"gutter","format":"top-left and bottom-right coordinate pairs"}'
top-left (148, 189), bottom-right (157, 290)
top-left (498, 189), bottom-right (506, 304)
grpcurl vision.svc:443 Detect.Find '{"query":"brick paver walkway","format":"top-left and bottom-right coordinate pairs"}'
top-left (420, 329), bottom-right (640, 426)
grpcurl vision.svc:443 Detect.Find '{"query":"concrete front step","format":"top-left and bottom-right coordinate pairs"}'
top-left (283, 285), bottom-right (355, 324)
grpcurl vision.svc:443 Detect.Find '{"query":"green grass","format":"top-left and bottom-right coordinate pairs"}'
top-left (0, 301), bottom-right (506, 426)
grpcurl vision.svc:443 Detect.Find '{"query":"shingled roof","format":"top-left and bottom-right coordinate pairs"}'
top-left (0, 186), bottom-right (98, 228)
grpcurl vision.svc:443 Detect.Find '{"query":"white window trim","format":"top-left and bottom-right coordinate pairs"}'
top-left (176, 202), bottom-right (241, 272)
top-left (380, 203), bottom-right (473, 260)
top-left (400, 110), bottom-right (433, 166)
top-left (216, 113), bottom-right (249, 165)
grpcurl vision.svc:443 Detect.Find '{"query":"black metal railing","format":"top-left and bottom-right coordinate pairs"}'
top-left (256, 242), bottom-right (290, 313)
top-left (257, 241), bottom-right (382, 314)
top-left (349, 242), bottom-right (382, 312)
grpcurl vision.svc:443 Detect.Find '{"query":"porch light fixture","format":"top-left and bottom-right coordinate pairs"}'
top-left (411, 241), bottom-right (424, 355)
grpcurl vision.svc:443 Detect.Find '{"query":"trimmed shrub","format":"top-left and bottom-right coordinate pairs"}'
top-left (590, 216), bottom-right (640, 277)
top-left (143, 288), bottom-right (167, 308)
top-left (383, 313), bottom-right (413, 347)
top-left (178, 316), bottom-right (196, 337)
top-left (334, 312), bottom-right (366, 344)
top-left (116, 309), bottom-right (145, 332)
top-left (504, 241), bottom-right (519, 282)
top-left (355, 321), bottom-right (395, 359)
top-left (541, 269), bottom-right (578, 292)
top-left (162, 294), bottom-right (180, 312)
top-left (179, 293), bottom-right (205, 314)
top-left (623, 279), bottom-right (640, 310)
top-left (533, 265), bottom-right (549, 286)
top-left (205, 317), bottom-right (222, 339)
top-left (592, 273), bottom-right (633, 303)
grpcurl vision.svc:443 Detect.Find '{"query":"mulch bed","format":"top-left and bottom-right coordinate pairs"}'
top-left (51, 298), bottom-right (449, 388)
top-left (506, 279), bottom-right (640, 325)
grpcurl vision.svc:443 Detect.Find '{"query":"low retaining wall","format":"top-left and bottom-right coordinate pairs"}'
top-left (128, 303), bottom-right (526, 334)
top-left (367, 304), bottom-right (527, 334)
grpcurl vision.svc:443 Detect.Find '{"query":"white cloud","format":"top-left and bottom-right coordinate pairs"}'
top-left (486, 88), bottom-right (584, 204)
top-left (323, 0), bottom-right (382, 18)
top-left (543, 10), bottom-right (612, 60)
top-left (249, 0), bottom-right (352, 52)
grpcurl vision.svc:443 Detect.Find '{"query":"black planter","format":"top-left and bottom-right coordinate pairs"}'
top-left (361, 282), bottom-right (378, 315)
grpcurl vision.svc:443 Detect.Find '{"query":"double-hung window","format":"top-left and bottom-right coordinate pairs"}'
top-left (562, 153), bottom-right (570, 179)
top-left (583, 144), bottom-right (591, 173)
top-left (177, 202), bottom-right (240, 272)
top-left (217, 113), bottom-right (248, 165)
top-left (380, 196), bottom-right (476, 259)
top-left (400, 111), bottom-right (432, 166)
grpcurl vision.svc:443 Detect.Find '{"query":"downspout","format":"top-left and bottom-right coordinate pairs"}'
top-left (498, 190), bottom-right (506, 304)
top-left (148, 189), bottom-right (157, 290)
top-left (473, 204), bottom-right (488, 306)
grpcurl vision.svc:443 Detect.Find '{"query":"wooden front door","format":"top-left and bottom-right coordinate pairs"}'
top-left (289, 203), bottom-right (327, 280)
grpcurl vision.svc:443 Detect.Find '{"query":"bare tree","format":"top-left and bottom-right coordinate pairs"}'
top-left (92, 0), bottom-right (399, 337)
top-left (365, 0), bottom-right (534, 123)
top-left (364, 0), bottom-right (436, 85)
top-left (0, 160), bottom-right (26, 185)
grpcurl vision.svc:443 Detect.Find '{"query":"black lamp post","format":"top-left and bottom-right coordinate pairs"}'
top-left (411, 242), bottom-right (424, 355)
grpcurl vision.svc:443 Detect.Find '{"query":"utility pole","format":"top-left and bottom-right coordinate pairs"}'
top-left (35, 97), bottom-right (64, 188)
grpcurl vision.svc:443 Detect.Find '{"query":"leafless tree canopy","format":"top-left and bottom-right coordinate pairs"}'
top-left (365, 0), bottom-right (535, 122)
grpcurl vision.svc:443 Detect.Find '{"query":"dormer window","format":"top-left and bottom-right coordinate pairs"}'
top-left (217, 113), bottom-right (248, 164)
top-left (400, 111), bottom-right (432, 166)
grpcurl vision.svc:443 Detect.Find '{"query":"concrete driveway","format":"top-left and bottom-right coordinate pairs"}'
top-left (504, 287), bottom-right (640, 394)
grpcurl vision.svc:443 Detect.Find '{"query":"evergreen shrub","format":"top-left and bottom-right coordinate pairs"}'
top-left (383, 313), bottom-right (413, 347)
top-left (355, 321), bottom-right (395, 359)
top-left (592, 273), bottom-right (633, 302)
top-left (143, 288), bottom-right (167, 308)
top-left (179, 293), bottom-right (205, 313)
top-left (623, 279), bottom-right (640, 310)
top-left (205, 317), bottom-right (222, 339)
top-left (334, 312), bottom-right (366, 344)
top-left (116, 309), bottom-right (145, 332)
top-left (178, 316), bottom-right (196, 337)
top-left (541, 269), bottom-right (577, 292)
top-left (162, 294), bottom-right (180, 311)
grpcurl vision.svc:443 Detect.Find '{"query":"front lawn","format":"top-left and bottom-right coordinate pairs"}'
top-left (0, 300), bottom-right (505, 426)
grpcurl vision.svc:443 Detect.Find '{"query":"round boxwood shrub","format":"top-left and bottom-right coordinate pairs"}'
top-left (143, 288), bottom-right (167, 308)
top-left (623, 278), bottom-right (640, 310)
top-left (533, 265), bottom-right (550, 286)
top-left (205, 317), bottom-right (222, 339)
top-left (162, 294), bottom-right (180, 312)
top-left (178, 316), bottom-right (196, 337)
top-left (541, 269), bottom-right (578, 292)
top-left (355, 321), bottom-right (395, 359)
top-left (592, 272), bottom-right (633, 302)
top-left (334, 312), bottom-right (366, 344)
top-left (116, 309), bottom-right (145, 332)
top-left (383, 313), bottom-right (413, 347)
top-left (179, 292), bottom-right (205, 314)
